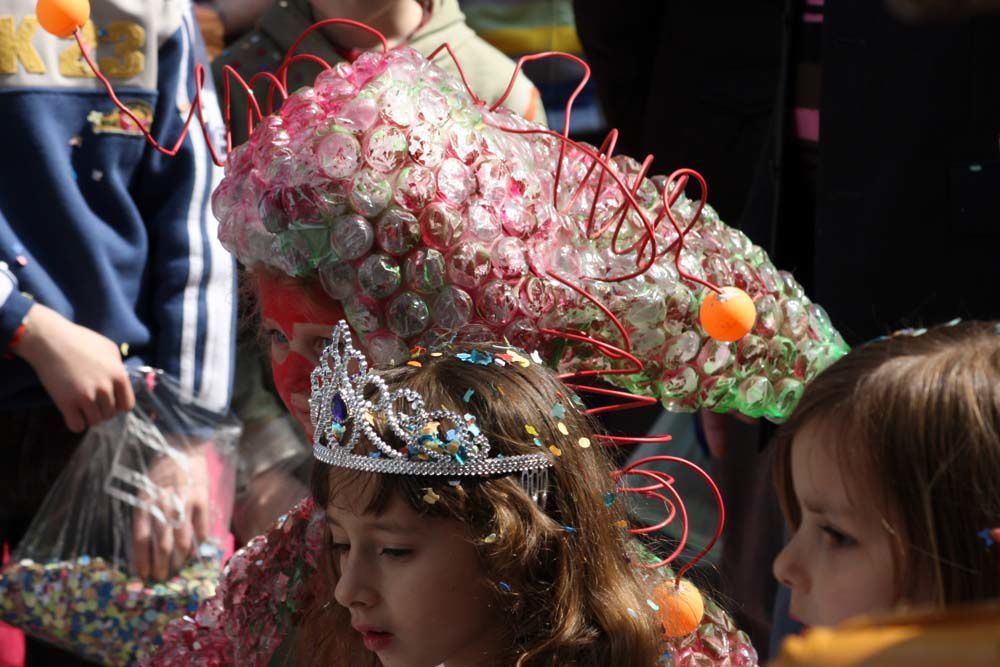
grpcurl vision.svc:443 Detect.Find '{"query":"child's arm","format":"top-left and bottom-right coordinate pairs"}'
top-left (11, 302), bottom-right (135, 433)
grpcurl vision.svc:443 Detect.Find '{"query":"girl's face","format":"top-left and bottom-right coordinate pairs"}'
top-left (326, 475), bottom-right (505, 667)
top-left (257, 276), bottom-right (344, 438)
top-left (772, 421), bottom-right (901, 627)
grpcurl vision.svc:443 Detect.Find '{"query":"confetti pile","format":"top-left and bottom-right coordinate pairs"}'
top-left (0, 555), bottom-right (220, 666)
top-left (214, 46), bottom-right (848, 421)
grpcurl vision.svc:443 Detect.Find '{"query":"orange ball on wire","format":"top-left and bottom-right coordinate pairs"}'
top-left (699, 286), bottom-right (756, 342)
top-left (36, 0), bottom-right (90, 38)
top-left (652, 578), bottom-right (705, 639)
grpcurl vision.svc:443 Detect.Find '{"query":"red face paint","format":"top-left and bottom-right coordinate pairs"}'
top-left (257, 276), bottom-right (345, 432)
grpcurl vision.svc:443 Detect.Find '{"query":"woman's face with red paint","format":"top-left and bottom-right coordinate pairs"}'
top-left (257, 275), bottom-right (345, 438)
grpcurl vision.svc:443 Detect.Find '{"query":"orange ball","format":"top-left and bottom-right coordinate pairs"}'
top-left (699, 286), bottom-right (756, 342)
top-left (36, 0), bottom-right (90, 38)
top-left (653, 578), bottom-right (705, 639)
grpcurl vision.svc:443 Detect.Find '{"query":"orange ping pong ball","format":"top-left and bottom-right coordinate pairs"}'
top-left (36, 0), bottom-right (90, 38)
top-left (652, 579), bottom-right (705, 638)
top-left (699, 286), bottom-right (756, 342)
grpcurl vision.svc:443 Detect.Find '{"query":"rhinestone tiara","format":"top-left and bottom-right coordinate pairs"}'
top-left (309, 321), bottom-right (554, 477)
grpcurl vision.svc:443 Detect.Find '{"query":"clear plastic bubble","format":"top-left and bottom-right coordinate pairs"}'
top-left (659, 366), bottom-right (699, 403)
top-left (736, 334), bottom-right (768, 377)
top-left (379, 85), bottom-right (416, 127)
top-left (350, 170), bottom-right (393, 218)
top-left (375, 207), bottom-right (421, 256)
top-left (753, 295), bottom-right (783, 338)
top-left (781, 298), bottom-right (809, 339)
top-left (663, 331), bottom-right (701, 366)
top-left (467, 200), bottom-right (502, 241)
top-left (696, 339), bottom-right (734, 376)
top-left (419, 202), bottom-right (461, 250)
top-left (446, 242), bottom-right (491, 289)
top-left (330, 213), bottom-right (374, 260)
top-left (448, 124), bottom-right (482, 164)
top-left (417, 87), bottom-right (450, 126)
top-left (437, 157), bottom-right (476, 205)
top-left (367, 332), bottom-right (409, 367)
top-left (475, 159), bottom-right (510, 204)
top-left (738, 375), bottom-right (774, 417)
top-left (476, 280), bottom-right (519, 326)
top-left (258, 189), bottom-right (289, 233)
top-left (491, 237), bottom-right (528, 279)
top-left (387, 291), bottom-right (430, 338)
top-left (364, 124), bottom-right (408, 173)
top-left (357, 254), bottom-right (402, 298)
top-left (404, 248), bottom-right (446, 294)
top-left (317, 131), bottom-right (362, 180)
top-left (432, 286), bottom-right (474, 329)
top-left (518, 276), bottom-right (555, 318)
top-left (393, 165), bottom-right (437, 212)
top-left (343, 294), bottom-right (383, 334)
top-left (318, 261), bottom-right (357, 301)
top-left (500, 197), bottom-right (537, 238)
top-left (504, 318), bottom-right (542, 352)
top-left (334, 95), bottom-right (378, 133)
top-left (407, 124), bottom-right (445, 168)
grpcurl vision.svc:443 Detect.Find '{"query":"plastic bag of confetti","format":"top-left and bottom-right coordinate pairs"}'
top-left (0, 366), bottom-right (240, 666)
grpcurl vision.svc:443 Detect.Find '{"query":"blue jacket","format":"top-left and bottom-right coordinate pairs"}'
top-left (0, 0), bottom-right (235, 412)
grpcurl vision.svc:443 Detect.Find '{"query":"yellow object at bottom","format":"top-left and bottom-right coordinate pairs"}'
top-left (771, 603), bottom-right (1000, 666)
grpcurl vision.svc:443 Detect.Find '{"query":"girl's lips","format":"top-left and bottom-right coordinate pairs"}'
top-left (358, 629), bottom-right (394, 652)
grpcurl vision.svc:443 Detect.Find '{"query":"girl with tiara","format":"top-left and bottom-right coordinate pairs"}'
top-left (295, 321), bottom-right (756, 665)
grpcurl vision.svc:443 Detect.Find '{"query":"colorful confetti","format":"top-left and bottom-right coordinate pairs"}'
top-left (0, 555), bottom-right (220, 666)
top-left (557, 422), bottom-right (569, 436)
top-left (463, 388), bottom-right (475, 403)
top-left (578, 437), bottom-right (591, 448)
top-left (422, 488), bottom-right (440, 505)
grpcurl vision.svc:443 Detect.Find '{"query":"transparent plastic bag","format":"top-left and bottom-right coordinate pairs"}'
top-left (0, 367), bottom-right (240, 666)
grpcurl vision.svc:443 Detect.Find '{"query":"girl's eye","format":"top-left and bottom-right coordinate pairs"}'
top-left (268, 328), bottom-right (289, 346)
top-left (331, 542), bottom-right (350, 554)
top-left (380, 547), bottom-right (414, 559)
top-left (820, 525), bottom-right (856, 548)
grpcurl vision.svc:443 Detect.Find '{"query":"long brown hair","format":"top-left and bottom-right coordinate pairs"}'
top-left (772, 320), bottom-right (1000, 606)
top-left (297, 345), bottom-right (664, 666)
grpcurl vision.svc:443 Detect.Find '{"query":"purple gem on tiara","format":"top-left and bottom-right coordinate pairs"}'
top-left (331, 394), bottom-right (347, 423)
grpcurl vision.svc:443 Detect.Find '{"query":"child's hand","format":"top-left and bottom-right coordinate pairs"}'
top-left (14, 303), bottom-right (135, 432)
top-left (132, 444), bottom-right (212, 581)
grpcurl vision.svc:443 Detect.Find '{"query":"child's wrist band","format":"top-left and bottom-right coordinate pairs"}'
top-left (4, 321), bottom-right (27, 359)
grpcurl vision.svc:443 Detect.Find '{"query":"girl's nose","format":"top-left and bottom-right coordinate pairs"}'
top-left (334, 552), bottom-right (378, 609)
top-left (772, 533), bottom-right (808, 593)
